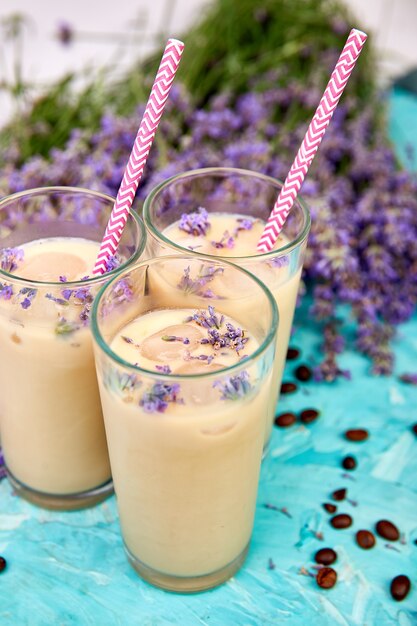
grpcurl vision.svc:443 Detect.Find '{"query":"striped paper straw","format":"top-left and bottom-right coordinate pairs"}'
top-left (93, 38), bottom-right (185, 275)
top-left (257, 28), bottom-right (367, 253)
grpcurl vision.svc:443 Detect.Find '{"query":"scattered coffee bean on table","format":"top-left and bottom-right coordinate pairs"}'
top-left (330, 513), bottom-right (353, 529)
top-left (390, 575), bottom-right (411, 601)
top-left (342, 455), bottom-right (357, 470)
top-left (316, 567), bottom-right (337, 589)
top-left (281, 382), bottom-right (298, 394)
top-left (375, 520), bottom-right (400, 541)
top-left (294, 364), bottom-right (312, 382)
top-left (345, 429), bottom-right (369, 442)
top-left (411, 423), bottom-right (417, 436)
top-left (274, 412), bottom-right (297, 428)
top-left (331, 488), bottom-right (347, 501)
top-left (314, 548), bottom-right (337, 566)
top-left (0, 556), bottom-right (6, 573)
top-left (300, 409), bottom-right (320, 424)
top-left (356, 530), bottom-right (376, 549)
top-left (323, 503), bottom-right (337, 514)
top-left (286, 347), bottom-right (300, 361)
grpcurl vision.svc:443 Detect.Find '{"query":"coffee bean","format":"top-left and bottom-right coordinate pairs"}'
top-left (375, 519), bottom-right (400, 541)
top-left (274, 412), bottom-right (297, 428)
top-left (345, 429), bottom-right (369, 442)
top-left (0, 556), bottom-right (6, 573)
top-left (323, 503), bottom-right (337, 514)
top-left (342, 455), bottom-right (357, 470)
top-left (331, 488), bottom-right (347, 501)
top-left (287, 347), bottom-right (300, 361)
top-left (281, 382), bottom-right (298, 394)
top-left (411, 423), bottom-right (417, 436)
top-left (316, 567), bottom-right (337, 589)
top-left (294, 364), bottom-right (312, 382)
top-left (300, 408), bottom-right (320, 424)
top-left (314, 548), bottom-right (337, 566)
top-left (330, 513), bottom-right (353, 529)
top-left (390, 575), bottom-right (411, 601)
top-left (356, 530), bottom-right (376, 549)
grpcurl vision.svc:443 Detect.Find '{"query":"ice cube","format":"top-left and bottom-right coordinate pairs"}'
top-left (140, 324), bottom-right (203, 362)
top-left (175, 360), bottom-right (226, 405)
top-left (17, 252), bottom-right (88, 281)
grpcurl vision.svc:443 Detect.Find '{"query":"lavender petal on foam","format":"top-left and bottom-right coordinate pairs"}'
top-left (179, 207), bottom-right (210, 236)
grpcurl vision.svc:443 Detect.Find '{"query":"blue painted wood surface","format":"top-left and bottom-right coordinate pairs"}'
top-left (1, 295), bottom-right (416, 625)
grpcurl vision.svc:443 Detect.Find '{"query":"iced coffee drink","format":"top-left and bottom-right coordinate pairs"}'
top-left (0, 187), bottom-right (146, 509)
top-left (143, 168), bottom-right (310, 443)
top-left (92, 255), bottom-right (278, 591)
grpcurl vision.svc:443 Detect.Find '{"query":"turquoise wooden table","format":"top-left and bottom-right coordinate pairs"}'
top-left (1, 89), bottom-right (417, 624)
top-left (1, 294), bottom-right (416, 625)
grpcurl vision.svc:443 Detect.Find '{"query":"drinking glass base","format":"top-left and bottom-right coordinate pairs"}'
top-left (6, 467), bottom-right (113, 510)
top-left (125, 542), bottom-right (250, 593)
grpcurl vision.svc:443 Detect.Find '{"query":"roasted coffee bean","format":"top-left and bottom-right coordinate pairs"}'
top-left (0, 556), bottom-right (6, 573)
top-left (330, 513), bottom-right (353, 529)
top-left (345, 429), bottom-right (369, 442)
top-left (375, 519), bottom-right (400, 541)
top-left (287, 347), bottom-right (300, 361)
top-left (294, 364), bottom-right (312, 382)
top-left (300, 408), bottom-right (320, 424)
top-left (281, 382), bottom-right (298, 394)
top-left (316, 567), bottom-right (337, 589)
top-left (390, 575), bottom-right (411, 601)
top-left (331, 488), bottom-right (347, 501)
top-left (342, 455), bottom-right (357, 470)
top-left (314, 548), bottom-right (337, 566)
top-left (356, 530), bottom-right (376, 549)
top-left (412, 423), bottom-right (417, 436)
top-left (274, 412), bottom-right (297, 428)
top-left (323, 503), bottom-right (337, 514)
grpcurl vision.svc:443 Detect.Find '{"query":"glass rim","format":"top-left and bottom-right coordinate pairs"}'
top-left (91, 254), bottom-right (279, 381)
top-left (0, 186), bottom-right (146, 287)
top-left (143, 166), bottom-right (311, 261)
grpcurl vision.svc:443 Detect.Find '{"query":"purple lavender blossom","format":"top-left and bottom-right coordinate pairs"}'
top-left (18, 287), bottom-right (37, 309)
top-left (45, 293), bottom-right (69, 306)
top-left (155, 365), bottom-right (172, 374)
top-left (214, 371), bottom-right (252, 400)
top-left (0, 283), bottom-right (13, 300)
top-left (0, 247), bottom-right (24, 272)
top-left (177, 265), bottom-right (223, 296)
top-left (211, 230), bottom-right (235, 249)
top-left (190, 305), bottom-right (224, 329)
top-left (179, 207), bottom-right (210, 236)
top-left (104, 254), bottom-right (122, 273)
top-left (140, 382), bottom-right (181, 413)
top-left (0, 447), bottom-right (5, 481)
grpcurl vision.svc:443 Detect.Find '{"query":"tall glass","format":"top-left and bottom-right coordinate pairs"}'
top-left (91, 255), bottom-right (278, 592)
top-left (143, 167), bottom-right (311, 443)
top-left (0, 187), bottom-right (146, 509)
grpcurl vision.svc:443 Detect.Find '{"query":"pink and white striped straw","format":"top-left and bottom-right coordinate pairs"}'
top-left (93, 38), bottom-right (185, 275)
top-left (257, 28), bottom-right (367, 253)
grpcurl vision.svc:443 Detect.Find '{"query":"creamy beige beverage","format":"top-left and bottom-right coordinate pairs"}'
top-left (163, 213), bottom-right (301, 440)
top-left (97, 306), bottom-right (271, 579)
top-left (0, 237), bottom-right (111, 496)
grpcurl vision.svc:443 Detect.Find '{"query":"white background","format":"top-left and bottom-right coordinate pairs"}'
top-left (0, 0), bottom-right (416, 126)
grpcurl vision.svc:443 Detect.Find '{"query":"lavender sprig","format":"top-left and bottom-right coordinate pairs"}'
top-left (179, 207), bottom-right (210, 236)
top-left (140, 382), bottom-right (181, 413)
top-left (214, 371), bottom-right (251, 400)
top-left (0, 247), bottom-right (24, 272)
top-left (177, 265), bottom-right (223, 297)
top-left (55, 317), bottom-right (80, 336)
top-left (189, 305), bottom-right (224, 329)
top-left (18, 287), bottom-right (37, 309)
